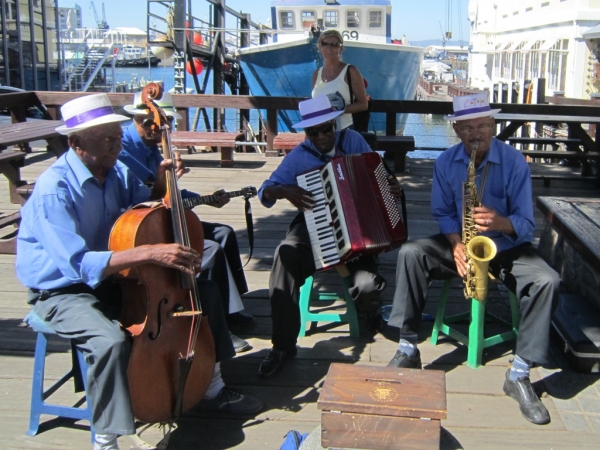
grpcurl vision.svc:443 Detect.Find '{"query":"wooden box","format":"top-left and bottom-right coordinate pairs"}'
top-left (317, 363), bottom-right (446, 450)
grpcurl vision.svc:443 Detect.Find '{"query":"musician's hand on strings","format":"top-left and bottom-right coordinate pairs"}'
top-left (387, 175), bottom-right (403, 199)
top-left (208, 189), bottom-right (229, 208)
top-left (172, 151), bottom-right (190, 179)
top-left (104, 243), bottom-right (202, 277)
top-left (149, 159), bottom-right (172, 199)
top-left (147, 243), bottom-right (202, 275)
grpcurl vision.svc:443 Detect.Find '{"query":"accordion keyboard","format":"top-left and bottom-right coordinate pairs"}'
top-left (297, 169), bottom-right (341, 270)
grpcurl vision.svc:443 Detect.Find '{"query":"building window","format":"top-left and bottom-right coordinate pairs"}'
top-left (301, 10), bottom-right (316, 29)
top-left (324, 10), bottom-right (338, 28)
top-left (347, 10), bottom-right (360, 28)
top-left (368, 10), bottom-right (382, 28)
top-left (279, 11), bottom-right (294, 29)
top-left (547, 39), bottom-right (569, 91)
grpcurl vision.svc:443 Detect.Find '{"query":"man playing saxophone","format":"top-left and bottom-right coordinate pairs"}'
top-left (385, 92), bottom-right (560, 425)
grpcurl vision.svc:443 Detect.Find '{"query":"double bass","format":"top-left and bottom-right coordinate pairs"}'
top-left (108, 84), bottom-right (215, 424)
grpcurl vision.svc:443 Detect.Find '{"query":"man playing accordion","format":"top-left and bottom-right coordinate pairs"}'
top-left (257, 95), bottom-right (402, 377)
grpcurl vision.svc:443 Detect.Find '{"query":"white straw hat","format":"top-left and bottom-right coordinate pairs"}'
top-left (292, 95), bottom-right (343, 129)
top-left (124, 91), bottom-right (182, 119)
top-left (55, 93), bottom-right (130, 135)
top-left (444, 92), bottom-right (501, 121)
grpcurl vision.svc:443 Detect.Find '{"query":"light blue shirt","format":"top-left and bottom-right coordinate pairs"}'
top-left (119, 122), bottom-right (198, 199)
top-left (258, 129), bottom-right (372, 208)
top-left (119, 122), bottom-right (162, 183)
top-left (431, 138), bottom-right (535, 253)
top-left (15, 149), bottom-right (151, 290)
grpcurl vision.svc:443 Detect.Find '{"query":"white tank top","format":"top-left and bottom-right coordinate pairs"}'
top-left (312, 64), bottom-right (353, 130)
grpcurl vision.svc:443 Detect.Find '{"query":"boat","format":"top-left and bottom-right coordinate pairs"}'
top-left (235, 0), bottom-right (424, 134)
top-left (113, 45), bottom-right (161, 67)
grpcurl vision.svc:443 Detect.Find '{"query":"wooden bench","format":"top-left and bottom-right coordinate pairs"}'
top-left (170, 131), bottom-right (245, 168)
top-left (273, 133), bottom-right (305, 155)
top-left (273, 133), bottom-right (416, 173)
top-left (531, 174), bottom-right (599, 187)
top-left (375, 136), bottom-right (416, 173)
top-left (0, 211), bottom-right (21, 254)
top-left (0, 150), bottom-right (30, 205)
top-left (537, 197), bottom-right (600, 309)
top-left (507, 137), bottom-right (582, 151)
top-left (0, 119), bottom-right (67, 157)
top-left (520, 150), bottom-right (600, 162)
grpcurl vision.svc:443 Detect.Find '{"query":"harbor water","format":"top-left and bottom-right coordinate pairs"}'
top-left (111, 66), bottom-right (457, 158)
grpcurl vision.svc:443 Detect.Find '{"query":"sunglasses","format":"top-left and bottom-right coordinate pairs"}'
top-left (320, 41), bottom-right (342, 48)
top-left (304, 122), bottom-right (334, 137)
top-left (142, 116), bottom-right (174, 128)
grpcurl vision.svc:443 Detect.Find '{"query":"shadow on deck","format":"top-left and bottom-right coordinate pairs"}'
top-left (0, 151), bottom-right (599, 449)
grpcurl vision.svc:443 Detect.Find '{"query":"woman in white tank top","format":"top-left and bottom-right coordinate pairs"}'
top-left (311, 30), bottom-right (369, 130)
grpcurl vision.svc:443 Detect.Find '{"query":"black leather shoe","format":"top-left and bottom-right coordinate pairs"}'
top-left (258, 347), bottom-right (297, 377)
top-left (386, 349), bottom-right (422, 369)
top-left (227, 311), bottom-right (254, 324)
top-left (230, 332), bottom-right (251, 353)
top-left (503, 369), bottom-right (550, 425)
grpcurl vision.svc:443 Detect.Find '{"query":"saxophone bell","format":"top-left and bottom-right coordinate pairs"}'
top-left (464, 235), bottom-right (497, 301)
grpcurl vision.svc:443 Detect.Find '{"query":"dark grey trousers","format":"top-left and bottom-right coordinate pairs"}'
top-left (201, 221), bottom-right (249, 308)
top-left (28, 278), bottom-right (234, 435)
top-left (269, 214), bottom-right (387, 351)
top-left (388, 234), bottom-right (561, 365)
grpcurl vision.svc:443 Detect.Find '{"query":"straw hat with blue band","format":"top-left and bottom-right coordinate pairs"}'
top-left (55, 93), bottom-right (130, 135)
top-left (124, 91), bottom-right (182, 120)
top-left (293, 95), bottom-right (343, 129)
top-left (444, 92), bottom-right (501, 121)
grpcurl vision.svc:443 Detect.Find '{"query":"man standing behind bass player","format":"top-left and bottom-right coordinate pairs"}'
top-left (257, 95), bottom-right (402, 377)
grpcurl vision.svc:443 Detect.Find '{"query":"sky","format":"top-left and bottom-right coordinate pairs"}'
top-left (67, 0), bottom-right (471, 43)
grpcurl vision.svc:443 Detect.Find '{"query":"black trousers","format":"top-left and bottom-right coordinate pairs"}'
top-left (200, 221), bottom-right (249, 315)
top-left (388, 234), bottom-right (561, 365)
top-left (269, 214), bottom-right (387, 351)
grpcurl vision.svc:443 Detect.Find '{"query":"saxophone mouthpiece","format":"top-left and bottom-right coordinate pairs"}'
top-left (471, 140), bottom-right (480, 153)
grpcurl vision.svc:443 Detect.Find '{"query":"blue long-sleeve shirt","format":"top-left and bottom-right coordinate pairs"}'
top-left (119, 122), bottom-right (198, 199)
top-left (15, 149), bottom-right (151, 290)
top-left (431, 138), bottom-right (535, 253)
top-left (258, 129), bottom-right (372, 208)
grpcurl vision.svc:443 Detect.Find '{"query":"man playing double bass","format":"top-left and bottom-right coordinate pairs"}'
top-left (15, 94), bottom-right (262, 450)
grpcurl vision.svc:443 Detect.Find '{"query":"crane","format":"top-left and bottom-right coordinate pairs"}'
top-left (90, 1), bottom-right (109, 30)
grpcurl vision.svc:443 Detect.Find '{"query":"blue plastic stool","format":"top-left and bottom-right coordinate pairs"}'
top-left (24, 310), bottom-right (95, 442)
top-left (298, 274), bottom-right (360, 338)
top-left (430, 279), bottom-right (520, 369)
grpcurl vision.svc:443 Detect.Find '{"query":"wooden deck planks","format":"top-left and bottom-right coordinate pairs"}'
top-left (0, 148), bottom-right (599, 449)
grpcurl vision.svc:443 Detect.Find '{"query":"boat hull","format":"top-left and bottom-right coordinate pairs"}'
top-left (238, 38), bottom-right (424, 134)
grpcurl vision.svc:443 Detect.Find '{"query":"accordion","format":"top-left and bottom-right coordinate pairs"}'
top-left (297, 152), bottom-right (407, 271)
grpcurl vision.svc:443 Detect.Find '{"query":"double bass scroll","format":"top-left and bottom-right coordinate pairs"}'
top-left (109, 83), bottom-right (215, 424)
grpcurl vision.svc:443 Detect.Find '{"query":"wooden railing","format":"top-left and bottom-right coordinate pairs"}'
top-left (0, 91), bottom-right (598, 154)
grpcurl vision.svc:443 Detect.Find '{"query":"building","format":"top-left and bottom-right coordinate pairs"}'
top-left (58, 4), bottom-right (83, 31)
top-left (0, 0), bottom-right (61, 90)
top-left (468, 0), bottom-right (600, 101)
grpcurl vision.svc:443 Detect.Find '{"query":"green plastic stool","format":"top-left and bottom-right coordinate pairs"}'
top-left (430, 279), bottom-right (520, 369)
top-left (298, 274), bottom-right (360, 338)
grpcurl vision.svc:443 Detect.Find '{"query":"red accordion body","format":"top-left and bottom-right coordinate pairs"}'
top-left (297, 152), bottom-right (407, 270)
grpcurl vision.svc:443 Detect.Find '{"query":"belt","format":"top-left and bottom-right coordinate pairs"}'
top-left (30, 283), bottom-right (95, 301)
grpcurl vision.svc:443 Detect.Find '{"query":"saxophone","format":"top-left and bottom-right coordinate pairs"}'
top-left (462, 141), bottom-right (497, 301)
